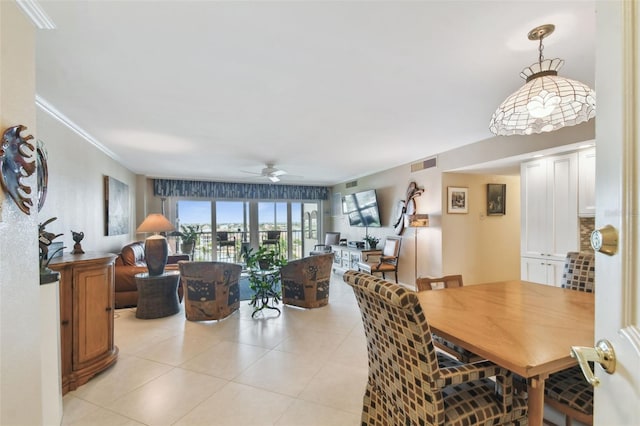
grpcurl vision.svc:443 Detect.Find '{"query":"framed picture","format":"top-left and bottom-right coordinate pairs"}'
top-left (487, 183), bottom-right (506, 216)
top-left (447, 187), bottom-right (468, 214)
top-left (104, 176), bottom-right (130, 235)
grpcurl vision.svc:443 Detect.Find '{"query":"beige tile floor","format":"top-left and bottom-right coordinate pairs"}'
top-left (62, 273), bottom-right (576, 426)
top-left (62, 274), bottom-right (366, 426)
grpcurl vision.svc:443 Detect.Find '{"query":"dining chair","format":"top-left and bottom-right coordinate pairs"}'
top-left (262, 230), bottom-right (281, 255)
top-left (178, 261), bottom-right (242, 321)
top-left (309, 231), bottom-right (340, 255)
top-left (216, 231), bottom-right (236, 261)
top-left (343, 270), bottom-right (528, 425)
top-left (415, 274), bottom-right (483, 363)
top-left (542, 251), bottom-right (595, 426)
top-left (357, 236), bottom-right (401, 283)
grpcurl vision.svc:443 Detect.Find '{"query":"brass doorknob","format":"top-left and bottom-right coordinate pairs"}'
top-left (590, 225), bottom-right (618, 255)
top-left (571, 339), bottom-right (616, 387)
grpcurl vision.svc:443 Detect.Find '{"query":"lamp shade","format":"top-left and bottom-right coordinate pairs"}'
top-left (136, 213), bottom-right (175, 234)
top-left (406, 214), bottom-right (430, 228)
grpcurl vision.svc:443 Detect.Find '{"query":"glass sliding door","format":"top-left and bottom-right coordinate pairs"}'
top-left (215, 201), bottom-right (248, 262)
top-left (176, 200), bottom-right (212, 261)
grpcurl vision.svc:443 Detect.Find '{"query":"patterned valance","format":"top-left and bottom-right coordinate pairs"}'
top-left (153, 179), bottom-right (329, 201)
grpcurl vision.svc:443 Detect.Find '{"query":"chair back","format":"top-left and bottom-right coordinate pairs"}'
top-left (217, 231), bottom-right (230, 242)
top-left (281, 253), bottom-right (333, 308)
top-left (561, 252), bottom-right (595, 293)
top-left (381, 236), bottom-right (401, 261)
top-left (265, 231), bottom-right (280, 240)
top-left (324, 232), bottom-right (340, 246)
top-left (416, 274), bottom-right (463, 291)
top-left (178, 261), bottom-right (242, 321)
top-left (343, 270), bottom-right (444, 424)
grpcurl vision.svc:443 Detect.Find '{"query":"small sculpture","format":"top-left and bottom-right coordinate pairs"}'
top-left (71, 230), bottom-right (85, 254)
top-left (39, 217), bottom-right (64, 275)
top-left (1, 125), bottom-right (36, 215)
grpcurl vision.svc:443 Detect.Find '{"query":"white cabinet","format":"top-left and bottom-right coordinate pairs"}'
top-left (578, 147), bottom-right (596, 217)
top-left (521, 257), bottom-right (564, 287)
top-left (521, 153), bottom-right (579, 285)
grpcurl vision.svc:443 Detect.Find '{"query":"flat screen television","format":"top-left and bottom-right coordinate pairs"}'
top-left (342, 189), bottom-right (382, 227)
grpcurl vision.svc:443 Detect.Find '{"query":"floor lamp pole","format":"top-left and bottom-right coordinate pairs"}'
top-left (414, 227), bottom-right (419, 283)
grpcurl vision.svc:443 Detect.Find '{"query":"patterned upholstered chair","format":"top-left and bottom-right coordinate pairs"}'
top-left (542, 251), bottom-right (595, 425)
top-left (415, 275), bottom-right (483, 364)
top-left (357, 236), bottom-right (402, 283)
top-left (343, 271), bottom-right (528, 425)
top-left (178, 261), bottom-right (242, 321)
top-left (280, 253), bottom-right (333, 308)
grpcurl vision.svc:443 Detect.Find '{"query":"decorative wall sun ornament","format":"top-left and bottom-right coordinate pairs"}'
top-left (1, 125), bottom-right (36, 215)
top-left (489, 24), bottom-right (596, 136)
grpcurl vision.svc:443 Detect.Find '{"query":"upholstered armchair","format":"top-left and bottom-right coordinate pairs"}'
top-left (343, 271), bottom-right (528, 425)
top-left (280, 253), bottom-right (333, 308)
top-left (178, 261), bottom-right (242, 321)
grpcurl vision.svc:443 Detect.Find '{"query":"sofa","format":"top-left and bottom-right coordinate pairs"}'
top-left (114, 241), bottom-right (188, 308)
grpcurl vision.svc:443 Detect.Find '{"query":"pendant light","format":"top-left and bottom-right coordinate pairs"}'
top-left (489, 24), bottom-right (596, 136)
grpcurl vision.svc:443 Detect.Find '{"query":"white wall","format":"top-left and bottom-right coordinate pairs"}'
top-left (0, 3), bottom-right (43, 424)
top-left (37, 112), bottom-right (138, 253)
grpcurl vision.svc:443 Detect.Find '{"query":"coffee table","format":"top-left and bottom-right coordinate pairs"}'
top-left (135, 270), bottom-right (181, 319)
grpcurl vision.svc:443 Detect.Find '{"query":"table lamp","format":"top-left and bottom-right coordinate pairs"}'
top-left (136, 213), bottom-right (175, 276)
top-left (406, 214), bottom-right (430, 283)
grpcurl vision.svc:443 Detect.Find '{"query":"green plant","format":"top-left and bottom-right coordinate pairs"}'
top-left (178, 224), bottom-right (201, 244)
top-left (245, 246), bottom-right (287, 271)
top-left (364, 234), bottom-right (380, 248)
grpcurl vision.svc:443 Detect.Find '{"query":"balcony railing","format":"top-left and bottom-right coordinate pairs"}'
top-left (184, 230), bottom-right (303, 262)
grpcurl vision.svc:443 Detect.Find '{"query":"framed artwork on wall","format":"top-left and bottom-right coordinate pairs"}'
top-left (487, 183), bottom-right (506, 216)
top-left (447, 187), bottom-right (468, 214)
top-left (104, 176), bottom-right (130, 236)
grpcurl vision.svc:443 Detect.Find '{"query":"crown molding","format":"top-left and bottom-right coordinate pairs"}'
top-left (36, 95), bottom-right (123, 163)
top-left (15, 0), bottom-right (55, 29)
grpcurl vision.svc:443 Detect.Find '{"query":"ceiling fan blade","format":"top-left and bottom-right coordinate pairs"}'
top-left (271, 169), bottom-right (287, 177)
top-left (268, 175), bottom-right (280, 183)
top-left (240, 170), bottom-right (262, 176)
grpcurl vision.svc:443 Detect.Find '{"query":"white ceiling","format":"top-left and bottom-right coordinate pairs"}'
top-left (34, 0), bottom-right (596, 186)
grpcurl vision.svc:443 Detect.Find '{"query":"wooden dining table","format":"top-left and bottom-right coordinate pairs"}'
top-left (416, 280), bottom-right (594, 426)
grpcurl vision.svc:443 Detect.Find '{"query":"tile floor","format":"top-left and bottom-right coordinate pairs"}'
top-left (62, 273), bottom-right (575, 426)
top-left (62, 274), bottom-right (366, 426)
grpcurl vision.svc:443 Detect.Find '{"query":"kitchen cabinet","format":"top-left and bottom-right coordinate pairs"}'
top-left (521, 153), bottom-right (578, 285)
top-left (49, 253), bottom-right (118, 394)
top-left (578, 147), bottom-right (596, 217)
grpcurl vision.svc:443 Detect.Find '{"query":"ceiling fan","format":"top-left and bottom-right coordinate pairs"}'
top-left (241, 163), bottom-right (289, 182)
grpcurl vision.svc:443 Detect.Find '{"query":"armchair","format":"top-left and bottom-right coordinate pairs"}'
top-left (309, 232), bottom-right (340, 255)
top-left (280, 253), bottom-right (333, 308)
top-left (343, 271), bottom-right (527, 425)
top-left (357, 236), bottom-right (401, 282)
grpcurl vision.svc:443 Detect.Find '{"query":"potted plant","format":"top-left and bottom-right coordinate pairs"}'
top-left (245, 245), bottom-right (287, 271)
top-left (178, 224), bottom-right (201, 255)
top-left (245, 246), bottom-right (287, 316)
top-left (364, 234), bottom-right (380, 250)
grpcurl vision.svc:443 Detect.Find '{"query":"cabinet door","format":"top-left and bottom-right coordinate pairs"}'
top-left (547, 153), bottom-right (579, 258)
top-left (578, 147), bottom-right (596, 217)
top-left (521, 160), bottom-right (549, 257)
top-left (521, 257), bottom-right (565, 286)
top-left (349, 252), bottom-right (362, 270)
top-left (73, 264), bottom-right (114, 367)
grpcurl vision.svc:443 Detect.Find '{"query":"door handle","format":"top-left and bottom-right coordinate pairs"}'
top-left (590, 225), bottom-right (618, 255)
top-left (570, 339), bottom-right (616, 387)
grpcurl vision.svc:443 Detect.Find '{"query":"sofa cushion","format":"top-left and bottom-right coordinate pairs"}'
top-left (120, 241), bottom-right (146, 267)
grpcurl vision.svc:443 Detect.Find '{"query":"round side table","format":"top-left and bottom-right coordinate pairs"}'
top-left (135, 270), bottom-right (180, 319)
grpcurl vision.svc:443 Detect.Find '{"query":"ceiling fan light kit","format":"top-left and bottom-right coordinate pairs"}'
top-left (489, 24), bottom-right (596, 136)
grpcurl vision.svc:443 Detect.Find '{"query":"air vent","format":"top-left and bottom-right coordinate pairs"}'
top-left (345, 180), bottom-right (358, 188)
top-left (411, 156), bottom-right (437, 172)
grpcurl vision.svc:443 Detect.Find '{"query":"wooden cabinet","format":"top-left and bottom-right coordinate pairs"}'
top-left (578, 147), bottom-right (596, 217)
top-left (521, 153), bottom-right (578, 285)
top-left (49, 253), bottom-right (118, 394)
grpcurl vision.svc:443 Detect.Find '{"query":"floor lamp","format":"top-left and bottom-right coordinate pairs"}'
top-left (406, 214), bottom-right (430, 285)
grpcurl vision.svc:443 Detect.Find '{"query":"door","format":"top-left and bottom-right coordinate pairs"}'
top-left (583, 2), bottom-right (640, 423)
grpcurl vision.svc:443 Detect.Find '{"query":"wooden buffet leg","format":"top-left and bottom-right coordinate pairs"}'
top-left (527, 375), bottom-right (546, 426)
